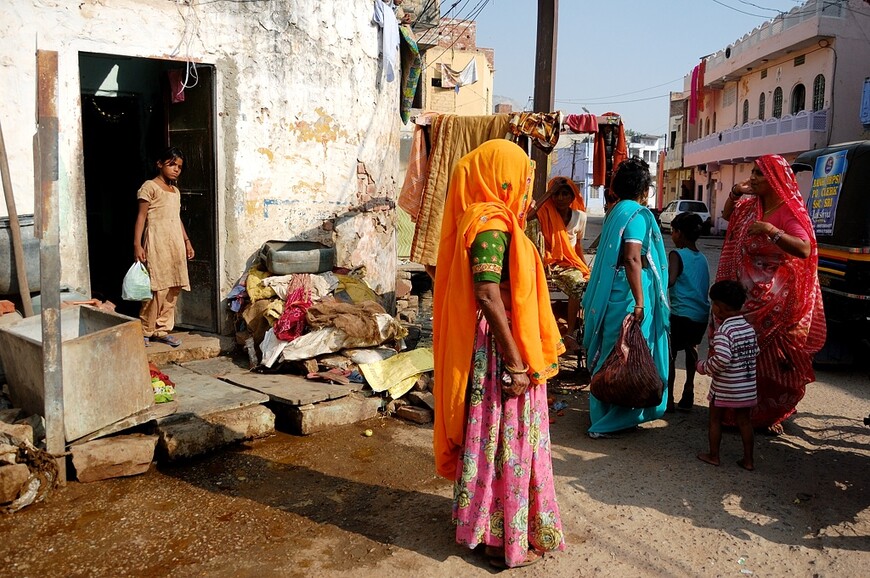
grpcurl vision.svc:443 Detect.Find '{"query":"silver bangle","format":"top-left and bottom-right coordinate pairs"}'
top-left (770, 229), bottom-right (784, 244)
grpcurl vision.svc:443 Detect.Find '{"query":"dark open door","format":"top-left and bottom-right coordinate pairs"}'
top-left (166, 65), bottom-right (217, 332)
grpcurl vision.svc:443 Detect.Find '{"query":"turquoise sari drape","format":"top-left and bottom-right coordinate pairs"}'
top-left (582, 200), bottom-right (670, 433)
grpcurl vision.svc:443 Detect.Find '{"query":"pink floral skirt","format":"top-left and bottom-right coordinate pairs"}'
top-left (452, 316), bottom-right (565, 567)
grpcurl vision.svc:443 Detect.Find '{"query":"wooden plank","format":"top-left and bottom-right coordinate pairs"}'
top-left (157, 365), bottom-right (268, 422)
top-left (220, 372), bottom-right (358, 406)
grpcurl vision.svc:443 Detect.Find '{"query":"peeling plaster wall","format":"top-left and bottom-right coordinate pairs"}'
top-left (0, 0), bottom-right (400, 324)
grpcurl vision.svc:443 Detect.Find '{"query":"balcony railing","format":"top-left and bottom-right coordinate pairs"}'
top-left (704, 0), bottom-right (844, 69)
top-left (684, 109), bottom-right (828, 157)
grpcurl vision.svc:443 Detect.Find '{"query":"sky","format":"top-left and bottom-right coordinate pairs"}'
top-left (461, 0), bottom-right (807, 135)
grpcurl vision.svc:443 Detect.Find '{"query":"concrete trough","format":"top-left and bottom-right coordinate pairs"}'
top-left (0, 306), bottom-right (153, 442)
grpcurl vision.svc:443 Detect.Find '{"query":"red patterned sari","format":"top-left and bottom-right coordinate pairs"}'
top-left (716, 155), bottom-right (826, 428)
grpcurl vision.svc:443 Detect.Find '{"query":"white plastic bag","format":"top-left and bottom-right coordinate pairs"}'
top-left (121, 262), bottom-right (152, 301)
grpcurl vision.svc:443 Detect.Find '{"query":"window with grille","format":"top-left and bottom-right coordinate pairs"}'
top-left (791, 84), bottom-right (806, 114)
top-left (812, 74), bottom-right (825, 110)
top-left (713, 112), bottom-right (717, 132)
top-left (742, 99), bottom-right (749, 124)
top-left (705, 118), bottom-right (710, 136)
top-left (759, 93), bottom-right (766, 120)
top-left (761, 69), bottom-right (768, 79)
top-left (794, 55), bottom-right (805, 66)
top-left (773, 87), bottom-right (783, 118)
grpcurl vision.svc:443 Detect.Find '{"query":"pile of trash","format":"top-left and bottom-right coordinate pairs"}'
top-left (0, 389), bottom-right (58, 514)
top-left (229, 261), bottom-right (410, 372)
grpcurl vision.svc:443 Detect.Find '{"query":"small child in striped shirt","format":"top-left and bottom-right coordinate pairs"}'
top-left (696, 280), bottom-right (759, 471)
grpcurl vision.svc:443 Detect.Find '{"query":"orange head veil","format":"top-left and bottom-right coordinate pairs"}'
top-left (536, 177), bottom-right (590, 273)
top-left (432, 140), bottom-right (563, 479)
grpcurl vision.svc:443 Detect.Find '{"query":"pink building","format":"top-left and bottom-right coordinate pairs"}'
top-left (664, 0), bottom-right (870, 233)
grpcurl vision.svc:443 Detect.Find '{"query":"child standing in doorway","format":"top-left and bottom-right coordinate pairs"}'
top-left (667, 212), bottom-right (710, 412)
top-left (696, 280), bottom-right (759, 471)
top-left (133, 147), bottom-right (193, 347)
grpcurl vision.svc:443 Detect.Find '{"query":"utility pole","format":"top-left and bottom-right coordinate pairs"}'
top-left (532, 0), bottom-right (557, 203)
top-left (570, 138), bottom-right (578, 181)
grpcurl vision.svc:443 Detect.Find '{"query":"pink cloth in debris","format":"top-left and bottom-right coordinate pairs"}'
top-left (274, 287), bottom-right (312, 342)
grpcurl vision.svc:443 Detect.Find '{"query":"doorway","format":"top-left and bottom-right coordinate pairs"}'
top-left (79, 53), bottom-right (217, 332)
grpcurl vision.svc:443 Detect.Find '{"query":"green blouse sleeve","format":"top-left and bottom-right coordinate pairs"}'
top-left (470, 230), bottom-right (511, 283)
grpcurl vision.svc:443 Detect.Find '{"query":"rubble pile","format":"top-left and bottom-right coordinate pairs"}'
top-left (227, 253), bottom-right (435, 422)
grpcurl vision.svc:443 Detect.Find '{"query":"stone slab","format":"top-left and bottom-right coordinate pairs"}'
top-left (220, 372), bottom-right (358, 406)
top-left (406, 391), bottom-right (435, 411)
top-left (0, 463), bottom-right (29, 504)
top-left (157, 365), bottom-right (269, 424)
top-left (156, 404), bottom-right (275, 461)
top-left (396, 405), bottom-right (433, 424)
top-left (180, 356), bottom-right (252, 379)
top-left (277, 393), bottom-right (381, 435)
top-left (70, 434), bottom-right (158, 483)
top-left (69, 402), bottom-right (179, 446)
top-left (146, 332), bottom-right (235, 365)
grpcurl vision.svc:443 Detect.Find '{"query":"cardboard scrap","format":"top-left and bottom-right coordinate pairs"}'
top-left (358, 347), bottom-right (434, 399)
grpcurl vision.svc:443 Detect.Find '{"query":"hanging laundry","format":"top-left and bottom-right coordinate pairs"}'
top-left (689, 64), bottom-right (700, 125)
top-left (409, 113), bottom-right (511, 267)
top-left (372, 0), bottom-right (400, 83)
top-left (564, 113), bottom-right (598, 134)
top-left (506, 111), bottom-right (562, 154)
top-left (399, 24), bottom-right (422, 123)
top-left (698, 59), bottom-right (706, 113)
top-left (440, 60), bottom-right (478, 92)
top-left (592, 113), bottom-right (627, 190)
top-left (398, 111), bottom-right (439, 220)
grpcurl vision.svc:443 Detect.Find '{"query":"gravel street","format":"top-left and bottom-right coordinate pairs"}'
top-left (2, 217), bottom-right (868, 577)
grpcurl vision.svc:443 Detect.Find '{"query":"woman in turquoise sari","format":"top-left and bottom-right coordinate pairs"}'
top-left (582, 158), bottom-right (670, 437)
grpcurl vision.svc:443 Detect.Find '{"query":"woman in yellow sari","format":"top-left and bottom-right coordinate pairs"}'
top-left (433, 140), bottom-right (565, 569)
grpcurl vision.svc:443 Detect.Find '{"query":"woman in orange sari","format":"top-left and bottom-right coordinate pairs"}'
top-left (718, 154), bottom-right (826, 432)
top-left (531, 176), bottom-right (591, 349)
top-left (433, 140), bottom-right (565, 569)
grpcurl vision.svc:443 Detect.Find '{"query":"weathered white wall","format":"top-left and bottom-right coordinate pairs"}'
top-left (0, 0), bottom-right (400, 323)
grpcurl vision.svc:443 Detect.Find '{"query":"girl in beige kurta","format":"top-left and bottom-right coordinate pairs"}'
top-left (133, 147), bottom-right (193, 347)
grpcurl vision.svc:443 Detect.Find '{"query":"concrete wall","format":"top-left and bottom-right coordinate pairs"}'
top-left (0, 0), bottom-right (400, 325)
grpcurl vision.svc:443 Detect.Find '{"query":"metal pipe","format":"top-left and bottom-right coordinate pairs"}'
top-left (0, 121), bottom-right (34, 317)
top-left (36, 49), bottom-right (65, 483)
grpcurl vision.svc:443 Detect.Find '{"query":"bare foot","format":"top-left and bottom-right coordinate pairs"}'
top-left (767, 423), bottom-right (784, 435)
top-left (737, 459), bottom-right (755, 471)
top-left (697, 452), bottom-right (720, 466)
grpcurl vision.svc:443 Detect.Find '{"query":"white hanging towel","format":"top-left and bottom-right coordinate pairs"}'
top-left (372, 0), bottom-right (400, 82)
top-left (440, 59), bottom-right (478, 91)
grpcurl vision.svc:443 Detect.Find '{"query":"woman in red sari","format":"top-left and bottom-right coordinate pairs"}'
top-left (718, 154), bottom-right (826, 432)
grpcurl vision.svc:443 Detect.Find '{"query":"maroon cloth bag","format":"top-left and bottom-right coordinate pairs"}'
top-left (589, 314), bottom-right (663, 408)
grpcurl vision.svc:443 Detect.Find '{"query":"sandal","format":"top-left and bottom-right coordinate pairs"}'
top-left (152, 335), bottom-right (182, 348)
top-left (488, 549), bottom-right (542, 569)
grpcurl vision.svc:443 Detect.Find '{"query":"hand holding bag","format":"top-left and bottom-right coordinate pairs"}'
top-left (121, 262), bottom-right (152, 301)
top-left (589, 314), bottom-right (663, 408)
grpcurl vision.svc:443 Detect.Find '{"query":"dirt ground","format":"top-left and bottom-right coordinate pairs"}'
top-left (1, 360), bottom-right (869, 577)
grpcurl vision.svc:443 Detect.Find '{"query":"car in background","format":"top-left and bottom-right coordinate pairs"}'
top-left (658, 200), bottom-right (711, 233)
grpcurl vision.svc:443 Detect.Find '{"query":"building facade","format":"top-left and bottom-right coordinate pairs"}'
top-left (1, 0), bottom-right (402, 333)
top-left (664, 0), bottom-right (870, 233)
